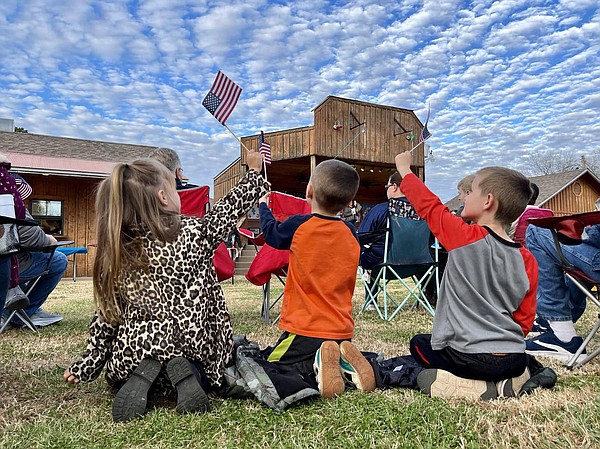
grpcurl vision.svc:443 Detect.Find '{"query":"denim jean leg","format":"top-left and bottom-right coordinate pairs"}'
top-left (527, 225), bottom-right (600, 322)
top-left (21, 251), bottom-right (68, 316)
top-left (566, 277), bottom-right (587, 323)
top-left (526, 226), bottom-right (574, 321)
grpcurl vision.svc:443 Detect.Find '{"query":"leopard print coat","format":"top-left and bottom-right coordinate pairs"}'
top-left (69, 170), bottom-right (269, 388)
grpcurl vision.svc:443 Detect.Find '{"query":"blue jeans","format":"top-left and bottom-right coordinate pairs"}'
top-left (19, 251), bottom-right (68, 316)
top-left (526, 225), bottom-right (600, 322)
top-left (0, 256), bottom-right (10, 317)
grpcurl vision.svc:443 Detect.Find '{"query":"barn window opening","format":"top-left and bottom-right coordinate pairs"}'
top-left (30, 199), bottom-right (64, 235)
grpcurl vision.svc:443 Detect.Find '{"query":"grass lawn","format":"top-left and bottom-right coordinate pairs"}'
top-left (1, 277), bottom-right (599, 449)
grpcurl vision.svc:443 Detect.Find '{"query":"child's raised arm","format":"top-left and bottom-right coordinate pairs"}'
top-left (395, 151), bottom-right (414, 178)
top-left (200, 150), bottom-right (270, 248)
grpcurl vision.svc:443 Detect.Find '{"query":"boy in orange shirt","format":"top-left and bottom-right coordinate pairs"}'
top-left (259, 159), bottom-right (376, 398)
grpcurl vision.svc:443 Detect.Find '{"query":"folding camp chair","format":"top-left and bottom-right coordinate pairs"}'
top-left (0, 240), bottom-right (73, 334)
top-left (513, 207), bottom-right (554, 247)
top-left (244, 192), bottom-right (310, 324)
top-left (529, 211), bottom-right (600, 369)
top-left (360, 213), bottom-right (438, 321)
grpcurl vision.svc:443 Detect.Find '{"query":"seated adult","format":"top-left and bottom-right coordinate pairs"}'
top-left (1, 171), bottom-right (68, 328)
top-left (357, 172), bottom-right (422, 306)
top-left (525, 221), bottom-right (600, 361)
top-left (148, 147), bottom-right (198, 190)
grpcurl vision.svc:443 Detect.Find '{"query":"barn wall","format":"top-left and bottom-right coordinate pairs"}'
top-left (543, 177), bottom-right (600, 216)
top-left (23, 174), bottom-right (100, 279)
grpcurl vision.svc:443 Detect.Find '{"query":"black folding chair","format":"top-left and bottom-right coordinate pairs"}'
top-left (529, 211), bottom-right (600, 369)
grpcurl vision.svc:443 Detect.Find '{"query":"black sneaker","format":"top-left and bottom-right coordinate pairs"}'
top-left (166, 357), bottom-right (210, 414)
top-left (112, 359), bottom-right (162, 422)
top-left (526, 331), bottom-right (585, 363)
top-left (519, 367), bottom-right (558, 395)
top-left (417, 369), bottom-right (497, 401)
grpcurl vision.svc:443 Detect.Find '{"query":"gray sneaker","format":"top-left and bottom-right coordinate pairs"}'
top-left (29, 309), bottom-right (63, 327)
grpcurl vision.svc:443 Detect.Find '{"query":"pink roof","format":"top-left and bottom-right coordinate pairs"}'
top-left (5, 151), bottom-right (116, 177)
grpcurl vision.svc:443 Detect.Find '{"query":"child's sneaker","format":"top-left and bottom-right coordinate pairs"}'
top-left (339, 341), bottom-right (376, 392)
top-left (525, 331), bottom-right (585, 363)
top-left (497, 367), bottom-right (530, 398)
top-left (166, 357), bottom-right (210, 414)
top-left (313, 341), bottom-right (345, 399)
top-left (112, 359), bottom-right (162, 422)
top-left (417, 369), bottom-right (497, 401)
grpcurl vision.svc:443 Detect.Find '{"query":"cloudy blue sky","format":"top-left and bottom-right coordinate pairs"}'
top-left (1, 0), bottom-right (599, 201)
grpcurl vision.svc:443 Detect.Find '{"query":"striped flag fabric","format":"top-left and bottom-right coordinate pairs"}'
top-left (259, 132), bottom-right (272, 164)
top-left (13, 173), bottom-right (32, 200)
top-left (419, 106), bottom-right (432, 143)
top-left (202, 71), bottom-right (242, 125)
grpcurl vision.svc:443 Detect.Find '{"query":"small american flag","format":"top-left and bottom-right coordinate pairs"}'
top-left (202, 71), bottom-right (242, 125)
top-left (419, 106), bottom-right (432, 143)
top-left (259, 132), bottom-right (271, 164)
top-left (13, 173), bottom-right (32, 200)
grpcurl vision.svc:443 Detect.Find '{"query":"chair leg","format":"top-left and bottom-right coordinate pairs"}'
top-left (14, 309), bottom-right (38, 332)
top-left (262, 280), bottom-right (271, 324)
top-left (0, 309), bottom-right (38, 334)
top-left (567, 315), bottom-right (600, 369)
top-left (0, 310), bottom-right (17, 334)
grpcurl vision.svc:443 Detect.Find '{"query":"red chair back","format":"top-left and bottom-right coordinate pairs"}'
top-left (177, 186), bottom-right (234, 282)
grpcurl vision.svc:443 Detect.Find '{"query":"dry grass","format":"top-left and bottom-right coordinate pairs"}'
top-left (1, 277), bottom-right (600, 449)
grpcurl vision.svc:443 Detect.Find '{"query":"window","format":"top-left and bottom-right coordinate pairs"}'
top-left (30, 199), bottom-right (64, 235)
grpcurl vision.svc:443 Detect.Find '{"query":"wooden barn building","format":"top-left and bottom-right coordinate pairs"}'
top-left (0, 129), bottom-right (159, 279)
top-left (445, 168), bottom-right (600, 216)
top-left (213, 96), bottom-right (430, 220)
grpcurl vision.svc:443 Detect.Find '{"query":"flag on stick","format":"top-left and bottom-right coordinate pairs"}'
top-left (259, 132), bottom-right (272, 164)
top-left (202, 71), bottom-right (242, 125)
top-left (419, 105), bottom-right (432, 143)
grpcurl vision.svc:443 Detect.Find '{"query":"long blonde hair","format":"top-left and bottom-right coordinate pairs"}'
top-left (93, 158), bottom-right (180, 324)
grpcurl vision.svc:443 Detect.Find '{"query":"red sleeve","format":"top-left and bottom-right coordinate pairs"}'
top-left (400, 173), bottom-right (487, 251)
top-left (512, 249), bottom-right (538, 336)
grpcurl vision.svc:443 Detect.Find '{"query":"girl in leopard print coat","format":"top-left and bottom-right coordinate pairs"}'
top-left (64, 151), bottom-right (269, 421)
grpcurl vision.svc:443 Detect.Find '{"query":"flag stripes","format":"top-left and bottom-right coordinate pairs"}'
top-left (202, 71), bottom-right (242, 125)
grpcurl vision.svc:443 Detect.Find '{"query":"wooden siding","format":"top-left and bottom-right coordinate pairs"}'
top-left (239, 126), bottom-right (314, 166)
top-left (313, 97), bottom-right (424, 167)
top-left (542, 176), bottom-right (600, 216)
top-left (214, 158), bottom-right (243, 201)
top-left (24, 174), bottom-right (100, 279)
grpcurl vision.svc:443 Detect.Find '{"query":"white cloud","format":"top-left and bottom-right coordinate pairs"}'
top-left (0, 0), bottom-right (599, 202)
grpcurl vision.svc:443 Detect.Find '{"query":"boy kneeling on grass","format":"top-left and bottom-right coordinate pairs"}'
top-left (259, 159), bottom-right (376, 398)
top-left (395, 151), bottom-right (538, 400)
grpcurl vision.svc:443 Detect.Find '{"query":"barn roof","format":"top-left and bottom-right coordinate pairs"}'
top-left (0, 131), bottom-right (160, 177)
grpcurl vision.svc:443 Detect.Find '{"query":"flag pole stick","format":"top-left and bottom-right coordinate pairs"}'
top-left (409, 140), bottom-right (425, 154)
top-left (224, 124), bottom-right (250, 152)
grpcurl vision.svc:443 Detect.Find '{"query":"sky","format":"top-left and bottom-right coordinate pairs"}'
top-left (0, 0), bottom-right (599, 202)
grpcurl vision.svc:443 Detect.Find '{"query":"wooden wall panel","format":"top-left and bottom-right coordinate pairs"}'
top-left (23, 174), bottom-right (101, 278)
top-left (214, 159), bottom-right (243, 201)
top-left (543, 177), bottom-right (600, 216)
top-left (313, 97), bottom-right (424, 167)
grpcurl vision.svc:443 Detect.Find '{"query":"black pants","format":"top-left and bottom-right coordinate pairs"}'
top-left (409, 333), bottom-right (527, 381)
top-left (263, 332), bottom-right (349, 387)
